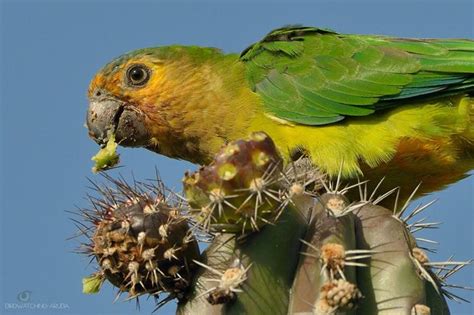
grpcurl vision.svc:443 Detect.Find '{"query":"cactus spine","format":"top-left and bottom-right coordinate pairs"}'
top-left (76, 133), bottom-right (472, 314)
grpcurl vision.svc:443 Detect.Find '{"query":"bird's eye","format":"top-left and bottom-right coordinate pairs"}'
top-left (126, 64), bottom-right (150, 87)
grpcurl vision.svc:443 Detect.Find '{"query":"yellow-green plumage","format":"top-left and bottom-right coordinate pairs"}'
top-left (88, 26), bottom-right (474, 204)
top-left (248, 95), bottom-right (474, 201)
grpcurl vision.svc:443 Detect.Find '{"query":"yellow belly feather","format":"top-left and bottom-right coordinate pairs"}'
top-left (248, 95), bottom-right (474, 203)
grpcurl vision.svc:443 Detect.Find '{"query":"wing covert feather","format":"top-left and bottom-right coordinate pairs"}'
top-left (241, 26), bottom-right (474, 125)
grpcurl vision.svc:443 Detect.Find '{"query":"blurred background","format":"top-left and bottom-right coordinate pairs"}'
top-left (1, 0), bottom-right (473, 314)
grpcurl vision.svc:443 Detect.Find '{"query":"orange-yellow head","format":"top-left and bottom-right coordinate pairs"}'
top-left (87, 46), bottom-right (249, 163)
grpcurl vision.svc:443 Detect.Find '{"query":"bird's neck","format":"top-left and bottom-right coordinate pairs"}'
top-left (145, 52), bottom-right (261, 163)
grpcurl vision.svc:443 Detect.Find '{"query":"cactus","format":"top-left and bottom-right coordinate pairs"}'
top-left (183, 131), bottom-right (287, 233)
top-left (75, 174), bottom-right (200, 305)
top-left (75, 132), bottom-right (472, 314)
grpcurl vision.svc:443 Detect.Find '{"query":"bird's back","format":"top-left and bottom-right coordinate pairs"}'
top-left (239, 26), bottom-right (474, 203)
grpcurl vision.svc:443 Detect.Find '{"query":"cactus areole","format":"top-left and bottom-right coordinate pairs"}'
top-left (76, 133), bottom-right (472, 314)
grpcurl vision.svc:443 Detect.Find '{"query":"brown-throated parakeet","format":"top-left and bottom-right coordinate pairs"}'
top-left (86, 26), bottom-right (474, 204)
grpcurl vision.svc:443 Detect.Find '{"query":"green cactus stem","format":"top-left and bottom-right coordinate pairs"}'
top-left (425, 280), bottom-right (449, 315)
top-left (354, 202), bottom-right (427, 314)
top-left (177, 202), bottom-right (308, 315)
top-left (76, 133), bottom-right (472, 314)
top-left (289, 193), bottom-right (362, 315)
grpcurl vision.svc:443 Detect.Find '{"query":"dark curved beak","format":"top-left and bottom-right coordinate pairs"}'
top-left (86, 96), bottom-right (150, 147)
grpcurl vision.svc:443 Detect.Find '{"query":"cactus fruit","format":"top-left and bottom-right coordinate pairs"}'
top-left (183, 132), bottom-right (287, 233)
top-left (76, 174), bottom-right (199, 304)
top-left (76, 133), bottom-right (472, 314)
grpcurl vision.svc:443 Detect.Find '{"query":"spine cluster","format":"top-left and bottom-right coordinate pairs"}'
top-left (77, 175), bottom-right (199, 304)
top-left (75, 132), bottom-right (472, 314)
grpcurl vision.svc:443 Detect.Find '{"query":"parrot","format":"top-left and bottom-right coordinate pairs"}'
top-left (86, 26), bottom-right (474, 205)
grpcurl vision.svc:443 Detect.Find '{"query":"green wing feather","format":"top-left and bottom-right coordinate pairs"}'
top-left (241, 26), bottom-right (474, 125)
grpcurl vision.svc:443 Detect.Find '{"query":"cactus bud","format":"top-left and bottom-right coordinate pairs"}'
top-left (183, 132), bottom-right (284, 232)
top-left (193, 258), bottom-right (251, 305)
top-left (315, 279), bottom-right (362, 314)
